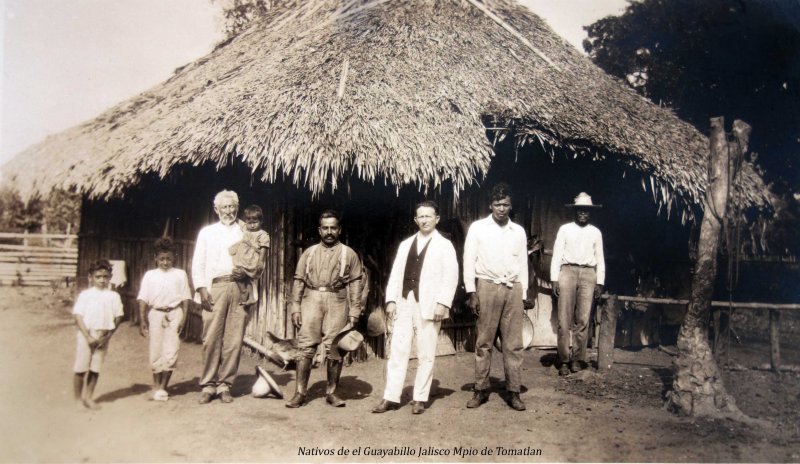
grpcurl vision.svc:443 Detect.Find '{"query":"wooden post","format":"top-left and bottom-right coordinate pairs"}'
top-left (770, 309), bottom-right (781, 372)
top-left (597, 295), bottom-right (618, 371)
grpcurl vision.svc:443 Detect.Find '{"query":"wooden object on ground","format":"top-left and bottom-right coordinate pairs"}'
top-left (770, 309), bottom-right (781, 372)
top-left (597, 295), bottom-right (619, 371)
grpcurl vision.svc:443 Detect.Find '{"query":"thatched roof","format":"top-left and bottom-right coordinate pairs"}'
top-left (3, 0), bottom-right (771, 222)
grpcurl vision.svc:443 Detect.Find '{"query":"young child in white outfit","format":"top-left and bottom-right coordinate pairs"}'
top-left (72, 259), bottom-right (124, 410)
top-left (137, 237), bottom-right (192, 401)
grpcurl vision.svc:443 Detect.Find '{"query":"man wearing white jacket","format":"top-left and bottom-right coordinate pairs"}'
top-left (372, 200), bottom-right (459, 415)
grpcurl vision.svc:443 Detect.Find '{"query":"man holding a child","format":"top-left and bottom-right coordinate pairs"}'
top-left (191, 189), bottom-right (254, 404)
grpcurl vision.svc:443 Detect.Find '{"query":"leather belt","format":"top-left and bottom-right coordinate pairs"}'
top-left (308, 286), bottom-right (344, 293)
top-left (563, 264), bottom-right (596, 269)
top-left (212, 275), bottom-right (234, 284)
top-left (152, 305), bottom-right (180, 313)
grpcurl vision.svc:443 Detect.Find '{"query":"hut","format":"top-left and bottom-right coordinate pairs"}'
top-left (3, 0), bottom-right (771, 354)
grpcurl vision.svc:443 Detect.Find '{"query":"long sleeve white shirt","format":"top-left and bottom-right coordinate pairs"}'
top-left (191, 221), bottom-right (244, 291)
top-left (550, 222), bottom-right (606, 285)
top-left (463, 215), bottom-right (528, 295)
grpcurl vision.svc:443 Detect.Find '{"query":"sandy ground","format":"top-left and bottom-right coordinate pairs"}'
top-left (1, 286), bottom-right (798, 463)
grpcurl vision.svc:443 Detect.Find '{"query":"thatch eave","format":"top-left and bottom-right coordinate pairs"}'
top-left (2, 0), bottom-right (773, 219)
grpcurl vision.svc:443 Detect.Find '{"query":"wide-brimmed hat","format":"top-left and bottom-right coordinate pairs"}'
top-left (333, 323), bottom-right (364, 352)
top-left (494, 311), bottom-right (534, 352)
top-left (367, 306), bottom-right (387, 337)
top-left (252, 365), bottom-right (283, 399)
top-left (566, 192), bottom-right (602, 208)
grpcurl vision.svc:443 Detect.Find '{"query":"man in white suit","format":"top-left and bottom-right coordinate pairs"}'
top-left (372, 200), bottom-right (459, 415)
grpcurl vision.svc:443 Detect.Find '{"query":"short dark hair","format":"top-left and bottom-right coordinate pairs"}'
top-left (154, 237), bottom-right (175, 254)
top-left (415, 200), bottom-right (439, 216)
top-left (491, 182), bottom-right (513, 202)
top-left (243, 204), bottom-right (263, 221)
top-left (88, 259), bottom-right (113, 275)
top-left (319, 209), bottom-right (340, 225)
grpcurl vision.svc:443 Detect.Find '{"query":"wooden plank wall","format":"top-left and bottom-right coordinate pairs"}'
top-left (0, 232), bottom-right (78, 286)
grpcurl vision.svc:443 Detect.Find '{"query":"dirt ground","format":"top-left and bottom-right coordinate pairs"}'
top-left (1, 287), bottom-right (798, 463)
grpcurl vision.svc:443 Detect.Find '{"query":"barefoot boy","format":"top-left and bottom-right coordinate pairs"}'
top-left (229, 205), bottom-right (270, 307)
top-left (73, 259), bottom-right (124, 410)
top-left (137, 238), bottom-right (192, 401)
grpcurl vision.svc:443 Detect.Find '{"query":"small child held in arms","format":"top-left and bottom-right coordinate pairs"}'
top-left (137, 237), bottom-right (192, 401)
top-left (72, 259), bottom-right (124, 410)
top-left (230, 205), bottom-right (270, 307)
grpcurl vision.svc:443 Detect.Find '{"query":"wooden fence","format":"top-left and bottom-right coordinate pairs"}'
top-left (0, 232), bottom-right (78, 287)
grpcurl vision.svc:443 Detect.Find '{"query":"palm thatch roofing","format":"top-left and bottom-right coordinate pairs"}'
top-left (3, 0), bottom-right (771, 223)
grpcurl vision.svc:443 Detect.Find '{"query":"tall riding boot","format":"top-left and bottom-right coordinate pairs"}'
top-left (325, 359), bottom-right (345, 407)
top-left (286, 357), bottom-right (311, 408)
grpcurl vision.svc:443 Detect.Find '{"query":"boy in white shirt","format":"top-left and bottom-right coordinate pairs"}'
top-left (138, 238), bottom-right (192, 401)
top-left (72, 259), bottom-right (124, 410)
top-left (551, 192), bottom-right (606, 376)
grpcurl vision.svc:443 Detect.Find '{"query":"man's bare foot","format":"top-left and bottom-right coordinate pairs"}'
top-left (83, 399), bottom-right (101, 410)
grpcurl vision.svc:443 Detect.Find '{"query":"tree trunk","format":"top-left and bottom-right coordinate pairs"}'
top-left (665, 117), bottom-right (755, 421)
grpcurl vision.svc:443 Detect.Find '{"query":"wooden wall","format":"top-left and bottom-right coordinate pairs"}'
top-left (76, 144), bottom-right (695, 358)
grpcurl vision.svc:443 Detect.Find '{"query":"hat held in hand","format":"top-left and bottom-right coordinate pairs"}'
top-left (333, 322), bottom-right (364, 352)
top-left (367, 305), bottom-right (387, 337)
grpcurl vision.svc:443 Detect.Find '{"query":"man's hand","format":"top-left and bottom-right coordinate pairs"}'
top-left (385, 302), bottom-right (397, 320)
top-left (87, 336), bottom-right (100, 350)
top-left (231, 267), bottom-right (246, 280)
top-left (349, 316), bottom-right (358, 326)
top-left (433, 303), bottom-right (449, 322)
top-left (466, 293), bottom-right (480, 317)
top-left (292, 312), bottom-right (302, 329)
top-left (198, 288), bottom-right (212, 312)
top-left (523, 299), bottom-right (534, 310)
top-left (594, 284), bottom-right (604, 300)
top-left (139, 320), bottom-right (149, 337)
top-left (552, 281), bottom-right (560, 298)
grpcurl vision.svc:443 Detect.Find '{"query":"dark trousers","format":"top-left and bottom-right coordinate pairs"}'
top-left (474, 279), bottom-right (524, 392)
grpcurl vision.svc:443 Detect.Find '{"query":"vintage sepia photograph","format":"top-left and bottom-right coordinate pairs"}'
top-left (1, 0), bottom-right (798, 462)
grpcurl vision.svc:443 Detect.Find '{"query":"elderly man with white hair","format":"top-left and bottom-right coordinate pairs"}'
top-left (192, 189), bottom-right (249, 404)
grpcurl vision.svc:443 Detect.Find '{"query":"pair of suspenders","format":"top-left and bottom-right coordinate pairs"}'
top-left (304, 244), bottom-right (347, 288)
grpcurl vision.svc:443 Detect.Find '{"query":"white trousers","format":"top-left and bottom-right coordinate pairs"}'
top-left (383, 293), bottom-right (441, 403)
top-left (148, 308), bottom-right (183, 373)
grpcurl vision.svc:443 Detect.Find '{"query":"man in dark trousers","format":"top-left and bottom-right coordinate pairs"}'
top-left (286, 210), bottom-right (363, 408)
top-left (463, 183), bottom-right (529, 411)
top-left (551, 192), bottom-right (605, 376)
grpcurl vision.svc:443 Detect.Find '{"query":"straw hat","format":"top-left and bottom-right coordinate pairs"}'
top-left (566, 192), bottom-right (602, 208)
top-left (367, 305), bottom-right (387, 337)
top-left (252, 365), bottom-right (283, 399)
top-left (333, 323), bottom-right (364, 352)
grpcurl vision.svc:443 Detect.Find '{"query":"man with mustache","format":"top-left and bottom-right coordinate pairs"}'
top-left (192, 190), bottom-right (249, 404)
top-left (286, 210), bottom-right (363, 408)
top-left (463, 183), bottom-right (529, 411)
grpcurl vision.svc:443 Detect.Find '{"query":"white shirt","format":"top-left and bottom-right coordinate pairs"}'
top-left (550, 222), bottom-right (606, 285)
top-left (191, 221), bottom-right (244, 290)
top-left (415, 233), bottom-right (433, 254)
top-left (137, 268), bottom-right (192, 308)
top-left (463, 215), bottom-right (528, 295)
top-left (72, 287), bottom-right (124, 330)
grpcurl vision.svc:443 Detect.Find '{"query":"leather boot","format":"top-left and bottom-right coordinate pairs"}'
top-left (325, 359), bottom-right (345, 407)
top-left (285, 357), bottom-right (311, 408)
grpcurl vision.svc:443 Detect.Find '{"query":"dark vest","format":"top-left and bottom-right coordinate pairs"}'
top-left (402, 237), bottom-right (431, 299)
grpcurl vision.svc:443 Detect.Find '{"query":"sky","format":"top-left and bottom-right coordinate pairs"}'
top-left (0, 0), bottom-right (628, 171)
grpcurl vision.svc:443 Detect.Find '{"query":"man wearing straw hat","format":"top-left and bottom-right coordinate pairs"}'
top-left (463, 183), bottom-right (529, 411)
top-left (286, 210), bottom-right (363, 408)
top-left (192, 190), bottom-right (247, 404)
top-left (551, 192), bottom-right (605, 377)
top-left (372, 200), bottom-right (459, 415)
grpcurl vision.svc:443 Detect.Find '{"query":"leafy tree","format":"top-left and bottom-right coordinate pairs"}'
top-left (0, 187), bottom-right (80, 233)
top-left (584, 0), bottom-right (800, 254)
top-left (212, 0), bottom-right (290, 37)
